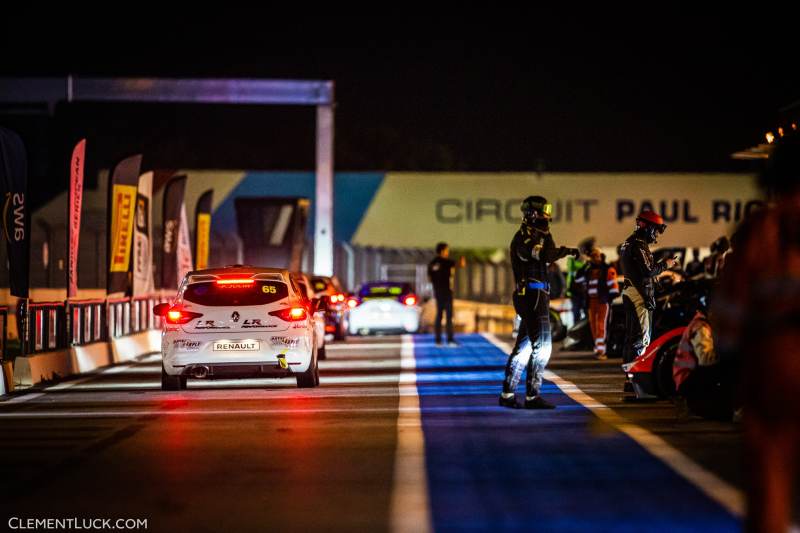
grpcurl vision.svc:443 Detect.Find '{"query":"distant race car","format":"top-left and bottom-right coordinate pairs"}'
top-left (291, 272), bottom-right (327, 360)
top-left (311, 275), bottom-right (349, 340)
top-left (154, 266), bottom-right (321, 390)
top-left (346, 281), bottom-right (421, 335)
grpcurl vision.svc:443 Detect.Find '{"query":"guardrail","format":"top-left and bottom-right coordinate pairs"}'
top-left (24, 301), bottom-right (68, 354)
top-left (0, 306), bottom-right (8, 361)
top-left (20, 293), bottom-right (172, 355)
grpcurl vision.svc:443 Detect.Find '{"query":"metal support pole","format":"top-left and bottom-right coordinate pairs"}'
top-left (314, 104), bottom-right (335, 275)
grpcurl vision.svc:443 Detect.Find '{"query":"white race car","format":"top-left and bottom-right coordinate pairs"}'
top-left (346, 281), bottom-right (421, 335)
top-left (154, 267), bottom-right (320, 390)
top-left (291, 271), bottom-right (327, 360)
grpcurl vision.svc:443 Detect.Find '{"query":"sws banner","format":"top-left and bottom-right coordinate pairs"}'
top-left (68, 139), bottom-right (86, 298)
top-left (0, 127), bottom-right (30, 298)
top-left (107, 154), bottom-right (142, 296)
top-left (194, 189), bottom-right (213, 270)
top-left (161, 175), bottom-right (188, 289)
top-left (132, 171), bottom-right (154, 297)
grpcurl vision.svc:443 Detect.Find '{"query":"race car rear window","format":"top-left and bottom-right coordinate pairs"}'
top-left (183, 280), bottom-right (288, 306)
top-left (359, 283), bottom-right (412, 298)
top-left (311, 277), bottom-right (330, 292)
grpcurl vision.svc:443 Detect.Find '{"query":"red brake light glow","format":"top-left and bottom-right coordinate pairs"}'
top-left (346, 298), bottom-right (359, 309)
top-left (404, 295), bottom-right (417, 306)
top-left (269, 307), bottom-right (308, 322)
top-left (165, 307), bottom-right (204, 325)
top-left (216, 279), bottom-right (255, 285)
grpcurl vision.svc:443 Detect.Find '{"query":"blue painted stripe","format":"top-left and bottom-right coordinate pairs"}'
top-left (412, 333), bottom-right (739, 532)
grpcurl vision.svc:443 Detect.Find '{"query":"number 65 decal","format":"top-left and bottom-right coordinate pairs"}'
top-left (262, 285), bottom-right (277, 294)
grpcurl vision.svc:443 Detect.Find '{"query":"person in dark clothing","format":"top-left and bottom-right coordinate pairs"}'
top-left (619, 210), bottom-right (678, 367)
top-left (428, 242), bottom-right (457, 346)
top-left (499, 196), bottom-right (579, 409)
top-left (713, 133), bottom-right (800, 533)
top-left (685, 248), bottom-right (704, 278)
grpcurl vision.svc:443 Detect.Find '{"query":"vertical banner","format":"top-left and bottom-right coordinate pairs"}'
top-left (106, 154), bottom-right (142, 296)
top-left (0, 127), bottom-right (30, 298)
top-left (132, 171), bottom-right (154, 297)
top-left (177, 204), bottom-right (193, 279)
top-left (194, 189), bottom-right (213, 270)
top-left (67, 139), bottom-right (86, 298)
top-left (161, 175), bottom-right (187, 289)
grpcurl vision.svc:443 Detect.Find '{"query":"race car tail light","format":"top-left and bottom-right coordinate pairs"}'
top-left (165, 307), bottom-right (204, 325)
top-left (269, 307), bottom-right (308, 322)
top-left (346, 297), bottom-right (360, 309)
top-left (328, 293), bottom-right (346, 305)
top-left (325, 324), bottom-right (336, 333)
top-left (403, 295), bottom-right (417, 306)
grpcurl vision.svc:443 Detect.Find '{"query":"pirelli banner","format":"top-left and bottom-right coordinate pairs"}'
top-left (351, 173), bottom-right (764, 249)
top-left (106, 155), bottom-right (142, 296)
top-left (194, 189), bottom-right (213, 270)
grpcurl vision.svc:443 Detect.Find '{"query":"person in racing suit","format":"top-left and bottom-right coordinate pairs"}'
top-left (499, 196), bottom-right (579, 409)
top-left (619, 210), bottom-right (678, 366)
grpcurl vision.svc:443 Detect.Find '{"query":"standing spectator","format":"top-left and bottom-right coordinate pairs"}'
top-left (578, 248), bottom-right (620, 360)
top-left (685, 248), bottom-right (704, 278)
top-left (704, 236), bottom-right (729, 278)
top-left (428, 242), bottom-right (457, 346)
top-left (713, 133), bottom-right (800, 533)
top-left (566, 239), bottom-right (591, 324)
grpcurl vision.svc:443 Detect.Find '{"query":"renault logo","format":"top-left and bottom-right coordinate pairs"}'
top-left (231, 311), bottom-right (240, 322)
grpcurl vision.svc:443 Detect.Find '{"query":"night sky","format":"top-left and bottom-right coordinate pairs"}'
top-left (1, 11), bottom-right (797, 178)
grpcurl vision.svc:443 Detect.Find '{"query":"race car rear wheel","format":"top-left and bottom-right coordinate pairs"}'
top-left (653, 341), bottom-right (678, 398)
top-left (161, 365), bottom-right (187, 391)
top-left (297, 358), bottom-right (319, 388)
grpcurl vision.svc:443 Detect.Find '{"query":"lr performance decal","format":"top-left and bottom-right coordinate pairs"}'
top-left (213, 341), bottom-right (260, 351)
top-left (109, 184), bottom-right (138, 272)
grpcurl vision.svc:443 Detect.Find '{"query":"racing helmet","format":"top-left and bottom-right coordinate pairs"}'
top-left (521, 196), bottom-right (553, 222)
top-left (635, 209), bottom-right (667, 243)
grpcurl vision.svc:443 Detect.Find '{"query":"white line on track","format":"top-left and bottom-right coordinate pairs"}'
top-left (390, 334), bottom-right (433, 533)
top-left (482, 333), bottom-right (745, 519)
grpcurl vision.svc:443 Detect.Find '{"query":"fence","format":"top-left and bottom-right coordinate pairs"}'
top-left (19, 293), bottom-right (172, 356)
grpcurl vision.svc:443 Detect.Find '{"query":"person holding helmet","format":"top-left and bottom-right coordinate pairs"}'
top-left (499, 196), bottom-right (580, 409)
top-left (619, 209), bottom-right (678, 365)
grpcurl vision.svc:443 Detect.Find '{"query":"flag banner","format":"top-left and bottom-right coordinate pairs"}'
top-left (132, 171), bottom-right (154, 297)
top-left (67, 139), bottom-right (86, 298)
top-left (194, 189), bottom-right (213, 270)
top-left (177, 203), bottom-right (193, 280)
top-left (161, 175), bottom-right (188, 289)
top-left (0, 127), bottom-right (31, 298)
top-left (106, 154), bottom-right (142, 295)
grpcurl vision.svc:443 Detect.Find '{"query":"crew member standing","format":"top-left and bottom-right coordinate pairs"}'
top-left (577, 247), bottom-right (619, 360)
top-left (499, 196), bottom-right (579, 409)
top-left (619, 210), bottom-right (678, 366)
top-left (428, 242), bottom-right (457, 346)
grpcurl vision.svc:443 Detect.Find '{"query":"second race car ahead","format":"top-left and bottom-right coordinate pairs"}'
top-left (155, 267), bottom-right (321, 390)
top-left (346, 281), bottom-right (421, 335)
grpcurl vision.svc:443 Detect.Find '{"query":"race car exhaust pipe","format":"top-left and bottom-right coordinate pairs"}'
top-left (192, 365), bottom-right (209, 379)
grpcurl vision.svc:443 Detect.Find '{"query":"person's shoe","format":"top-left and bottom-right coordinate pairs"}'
top-left (435, 339), bottom-right (443, 346)
top-left (594, 352), bottom-right (608, 361)
top-left (524, 396), bottom-right (556, 409)
top-left (498, 395), bottom-right (520, 409)
top-left (447, 340), bottom-right (458, 347)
